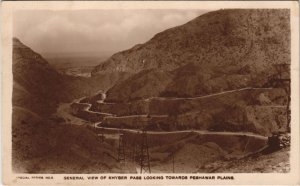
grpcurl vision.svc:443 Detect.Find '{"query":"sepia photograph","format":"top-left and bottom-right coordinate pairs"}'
top-left (1, 1), bottom-right (299, 185)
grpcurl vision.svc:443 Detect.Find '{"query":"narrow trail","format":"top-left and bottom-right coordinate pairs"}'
top-left (105, 114), bottom-right (169, 118)
top-left (144, 87), bottom-right (273, 101)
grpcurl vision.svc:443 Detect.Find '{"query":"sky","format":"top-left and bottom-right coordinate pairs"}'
top-left (13, 9), bottom-right (209, 57)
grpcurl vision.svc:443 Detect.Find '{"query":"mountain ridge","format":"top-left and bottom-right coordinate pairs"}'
top-left (92, 9), bottom-right (290, 77)
top-left (97, 9), bottom-right (290, 102)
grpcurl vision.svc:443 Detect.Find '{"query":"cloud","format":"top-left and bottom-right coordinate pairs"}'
top-left (13, 9), bottom-right (209, 57)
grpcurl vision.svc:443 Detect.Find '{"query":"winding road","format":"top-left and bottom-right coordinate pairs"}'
top-left (93, 124), bottom-right (268, 139)
top-left (70, 87), bottom-right (283, 140)
top-left (75, 87), bottom-right (282, 119)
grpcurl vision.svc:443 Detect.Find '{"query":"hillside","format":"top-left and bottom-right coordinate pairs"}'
top-left (94, 9), bottom-right (290, 103)
top-left (13, 38), bottom-right (108, 115)
top-left (106, 62), bottom-right (255, 102)
top-left (85, 9), bottom-right (291, 136)
top-left (12, 107), bottom-right (119, 173)
top-left (92, 9), bottom-right (289, 74)
top-left (12, 38), bottom-right (121, 173)
top-left (106, 69), bottom-right (174, 102)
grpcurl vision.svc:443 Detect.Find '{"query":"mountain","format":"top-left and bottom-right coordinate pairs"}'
top-left (91, 9), bottom-right (290, 135)
top-left (13, 38), bottom-right (107, 115)
top-left (105, 62), bottom-right (254, 102)
top-left (97, 9), bottom-right (290, 102)
top-left (13, 38), bottom-right (66, 115)
top-left (12, 38), bottom-right (119, 173)
top-left (106, 69), bottom-right (174, 102)
top-left (92, 9), bottom-right (289, 75)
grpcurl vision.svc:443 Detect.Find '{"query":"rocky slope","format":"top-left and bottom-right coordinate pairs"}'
top-left (12, 38), bottom-right (120, 173)
top-left (84, 9), bottom-right (291, 135)
top-left (105, 62), bottom-right (255, 102)
top-left (13, 38), bottom-right (107, 115)
top-left (92, 9), bottom-right (290, 103)
top-left (106, 69), bottom-right (174, 102)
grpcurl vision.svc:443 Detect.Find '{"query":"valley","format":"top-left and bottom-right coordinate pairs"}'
top-left (59, 85), bottom-right (288, 173)
top-left (12, 9), bottom-right (291, 174)
top-left (46, 56), bottom-right (107, 77)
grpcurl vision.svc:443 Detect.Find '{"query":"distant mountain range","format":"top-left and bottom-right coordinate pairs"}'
top-left (42, 51), bottom-right (112, 58)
